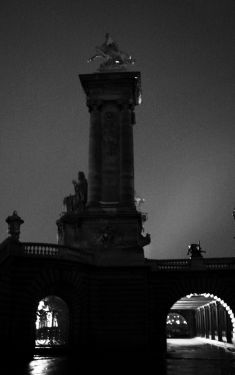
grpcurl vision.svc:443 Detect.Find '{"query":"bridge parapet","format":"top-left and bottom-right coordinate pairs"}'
top-left (23, 242), bottom-right (60, 257)
top-left (22, 242), bottom-right (95, 264)
top-left (146, 257), bottom-right (235, 271)
top-left (146, 259), bottom-right (190, 271)
top-left (204, 258), bottom-right (235, 270)
top-left (0, 240), bottom-right (95, 265)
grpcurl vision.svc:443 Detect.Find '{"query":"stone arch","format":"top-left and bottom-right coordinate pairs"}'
top-left (166, 312), bottom-right (190, 338)
top-left (164, 276), bottom-right (235, 345)
top-left (35, 295), bottom-right (69, 347)
top-left (12, 262), bottom-right (89, 358)
top-left (149, 272), bottom-right (235, 354)
top-left (159, 273), bottom-right (235, 318)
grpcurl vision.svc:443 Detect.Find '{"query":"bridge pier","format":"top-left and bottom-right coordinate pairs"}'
top-left (1, 240), bottom-right (235, 359)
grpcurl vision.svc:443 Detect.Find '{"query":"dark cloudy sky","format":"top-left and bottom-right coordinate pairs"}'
top-left (0, 0), bottom-right (234, 259)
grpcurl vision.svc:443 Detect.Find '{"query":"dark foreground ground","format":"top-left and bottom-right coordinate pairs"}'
top-left (2, 338), bottom-right (235, 374)
top-left (167, 338), bottom-right (235, 375)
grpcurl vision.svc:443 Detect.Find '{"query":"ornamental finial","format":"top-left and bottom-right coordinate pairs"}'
top-left (88, 33), bottom-right (135, 72)
top-left (5, 211), bottom-right (24, 240)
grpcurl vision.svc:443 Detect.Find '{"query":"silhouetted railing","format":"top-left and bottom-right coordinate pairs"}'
top-left (146, 259), bottom-right (190, 271)
top-left (204, 258), bottom-right (235, 270)
top-left (146, 257), bottom-right (235, 271)
top-left (23, 243), bottom-right (60, 256)
top-left (1, 240), bottom-right (235, 270)
top-left (22, 242), bottom-right (95, 264)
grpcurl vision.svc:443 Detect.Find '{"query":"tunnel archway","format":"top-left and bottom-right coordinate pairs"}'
top-left (166, 312), bottom-right (189, 338)
top-left (35, 295), bottom-right (69, 349)
top-left (166, 292), bottom-right (234, 345)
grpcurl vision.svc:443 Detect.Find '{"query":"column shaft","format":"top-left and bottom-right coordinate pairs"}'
top-left (88, 106), bottom-right (102, 205)
top-left (120, 105), bottom-right (135, 206)
top-left (210, 303), bottom-right (215, 340)
top-left (225, 311), bottom-right (232, 343)
top-left (201, 308), bottom-right (206, 337)
top-left (101, 105), bottom-right (120, 203)
top-left (215, 303), bottom-right (222, 341)
top-left (198, 309), bottom-right (202, 336)
top-left (208, 305), bottom-right (212, 339)
top-left (205, 306), bottom-right (209, 338)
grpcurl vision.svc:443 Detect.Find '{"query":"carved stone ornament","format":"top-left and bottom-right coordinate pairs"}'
top-left (96, 225), bottom-right (115, 247)
top-left (88, 33), bottom-right (135, 72)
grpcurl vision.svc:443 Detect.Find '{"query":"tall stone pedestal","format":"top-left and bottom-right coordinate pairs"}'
top-left (57, 71), bottom-right (150, 265)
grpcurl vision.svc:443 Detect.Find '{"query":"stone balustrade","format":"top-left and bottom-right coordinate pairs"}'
top-left (22, 242), bottom-right (94, 264)
top-left (1, 241), bottom-right (235, 270)
top-left (147, 259), bottom-right (190, 271)
top-left (23, 243), bottom-right (60, 256)
top-left (204, 258), bottom-right (234, 270)
top-left (146, 257), bottom-right (235, 271)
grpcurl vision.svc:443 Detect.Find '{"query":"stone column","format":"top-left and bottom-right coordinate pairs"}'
top-left (205, 306), bottom-right (209, 338)
top-left (79, 71), bottom-right (141, 209)
top-left (225, 311), bottom-right (232, 343)
top-left (207, 305), bottom-right (211, 339)
top-left (198, 310), bottom-right (202, 336)
top-left (210, 303), bottom-right (215, 340)
top-left (87, 102), bottom-right (102, 205)
top-left (120, 103), bottom-right (135, 206)
top-left (201, 307), bottom-right (205, 337)
top-left (198, 308), bottom-right (203, 336)
top-left (100, 103), bottom-right (120, 203)
top-left (215, 302), bottom-right (222, 341)
top-left (195, 311), bottom-right (199, 335)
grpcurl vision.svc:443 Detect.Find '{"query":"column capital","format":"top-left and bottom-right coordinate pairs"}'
top-left (79, 71), bottom-right (142, 107)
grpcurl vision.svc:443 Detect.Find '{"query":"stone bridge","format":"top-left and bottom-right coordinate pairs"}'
top-left (1, 238), bottom-right (235, 359)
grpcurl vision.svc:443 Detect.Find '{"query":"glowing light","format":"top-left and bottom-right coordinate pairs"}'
top-left (184, 293), bottom-right (235, 335)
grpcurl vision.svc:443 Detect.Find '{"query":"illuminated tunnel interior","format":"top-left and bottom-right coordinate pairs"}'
top-left (167, 293), bottom-right (234, 344)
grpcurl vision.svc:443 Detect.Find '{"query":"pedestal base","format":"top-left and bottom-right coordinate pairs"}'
top-left (57, 208), bottom-right (149, 266)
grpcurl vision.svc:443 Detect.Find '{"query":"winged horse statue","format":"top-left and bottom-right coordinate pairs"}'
top-left (88, 33), bottom-right (135, 71)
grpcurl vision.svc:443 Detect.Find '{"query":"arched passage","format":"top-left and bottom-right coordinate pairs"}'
top-left (166, 312), bottom-right (189, 338)
top-left (35, 295), bottom-right (69, 348)
top-left (11, 265), bottom-right (90, 359)
top-left (166, 293), bottom-right (234, 345)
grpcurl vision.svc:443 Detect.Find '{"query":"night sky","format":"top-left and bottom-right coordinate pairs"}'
top-left (0, 0), bottom-right (234, 259)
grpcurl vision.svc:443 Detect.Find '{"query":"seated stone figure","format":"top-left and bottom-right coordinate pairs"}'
top-left (63, 171), bottom-right (88, 213)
